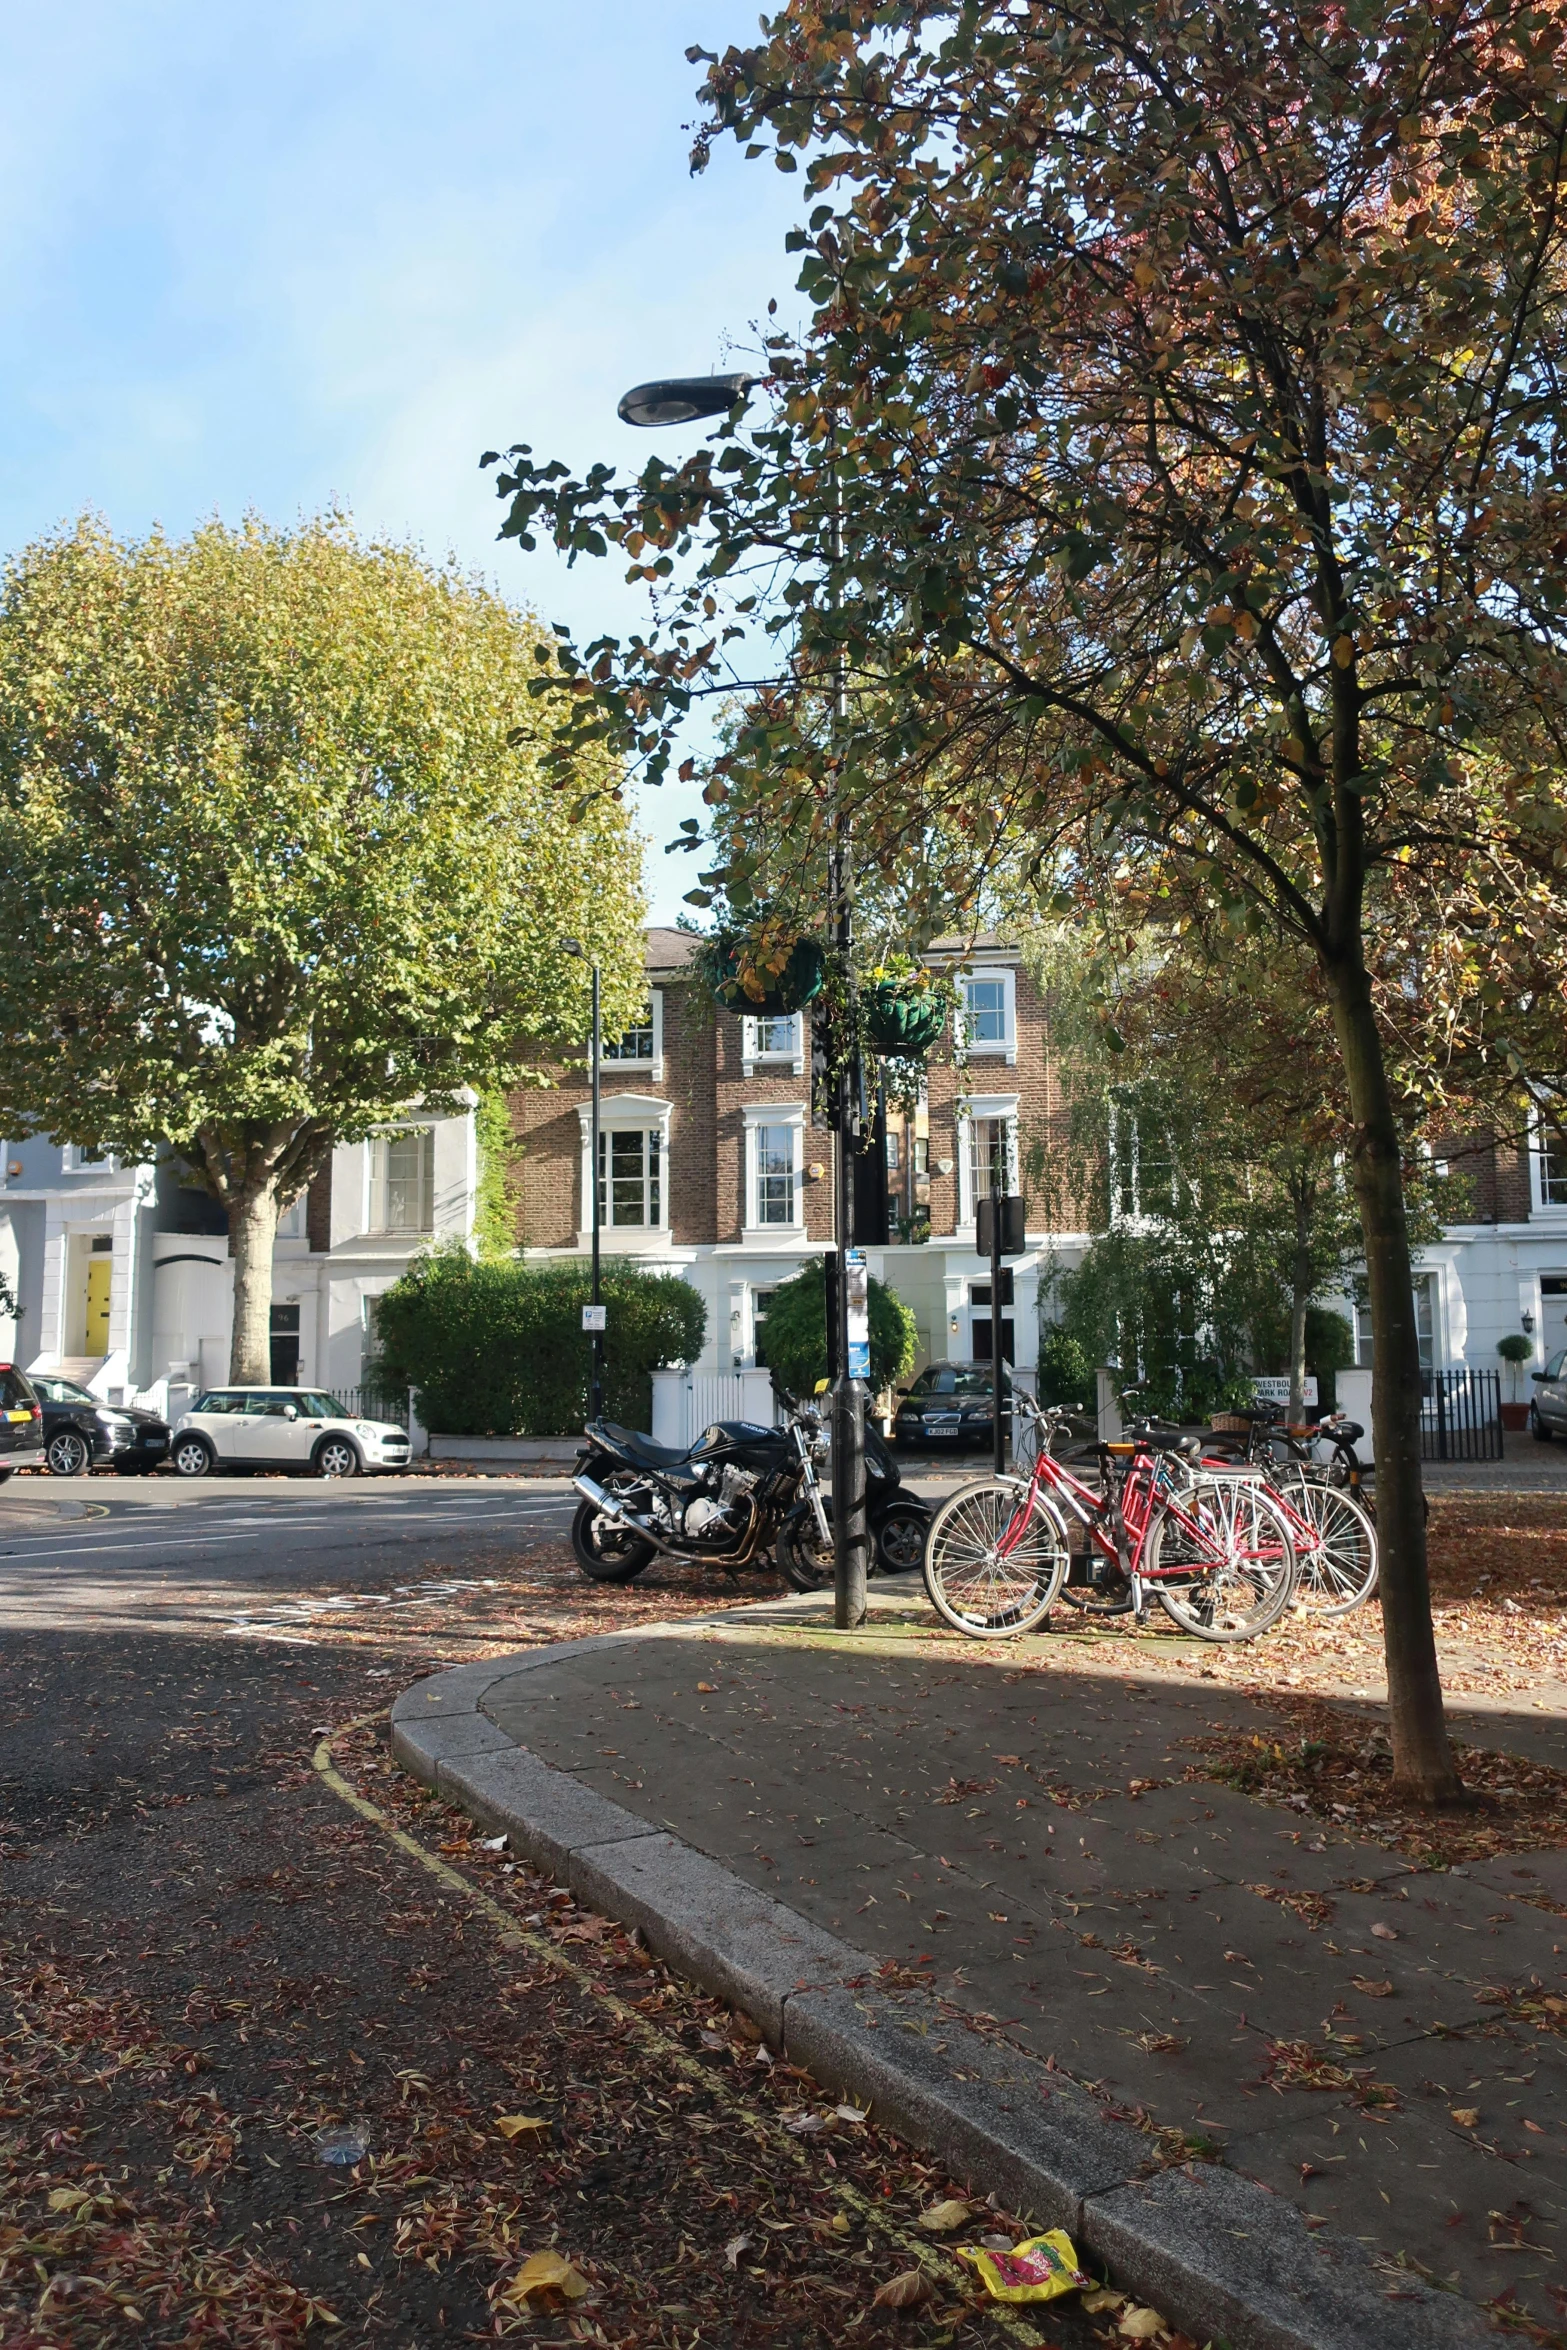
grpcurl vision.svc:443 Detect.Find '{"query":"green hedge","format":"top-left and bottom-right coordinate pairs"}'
top-left (759, 1258), bottom-right (917, 1402)
top-left (370, 1249), bottom-right (707, 1435)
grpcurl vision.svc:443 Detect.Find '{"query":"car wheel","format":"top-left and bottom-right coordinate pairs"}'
top-left (313, 1436), bottom-right (361, 1479)
top-left (1531, 1403), bottom-right (1554, 1443)
top-left (875, 1503), bottom-right (930, 1575)
top-left (0, 1468), bottom-right (13, 1484)
top-left (46, 1427), bottom-right (93, 1477)
top-left (172, 1434), bottom-right (214, 1478)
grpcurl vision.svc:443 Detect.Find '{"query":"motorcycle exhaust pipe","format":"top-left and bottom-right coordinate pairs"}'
top-left (573, 1469), bottom-right (662, 1536)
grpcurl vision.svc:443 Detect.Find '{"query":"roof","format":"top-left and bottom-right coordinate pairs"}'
top-left (643, 926), bottom-right (701, 976)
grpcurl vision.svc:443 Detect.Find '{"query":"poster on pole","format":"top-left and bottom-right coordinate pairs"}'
top-left (582, 1304), bottom-right (607, 1332)
top-left (845, 1248), bottom-right (870, 1381)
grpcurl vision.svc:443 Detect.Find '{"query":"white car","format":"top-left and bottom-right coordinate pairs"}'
top-left (170, 1387), bottom-right (411, 1479)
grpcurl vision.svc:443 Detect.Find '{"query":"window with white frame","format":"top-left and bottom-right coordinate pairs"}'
top-left (956, 1097), bottom-right (1019, 1226)
top-left (369, 1128), bottom-right (435, 1234)
top-left (61, 1145), bottom-right (120, 1174)
top-left (1354, 1273), bottom-right (1436, 1372)
top-left (601, 992), bottom-right (662, 1071)
top-left (743, 1103), bottom-right (805, 1232)
top-left (1536, 1128), bottom-right (1567, 1208)
top-left (1109, 1103), bottom-right (1177, 1224)
top-left (957, 969), bottom-right (1017, 1061)
top-left (599, 1127), bottom-right (662, 1228)
top-left (741, 1011), bottom-right (803, 1073)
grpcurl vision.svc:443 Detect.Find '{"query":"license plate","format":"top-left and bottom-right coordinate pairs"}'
top-left (144, 1436), bottom-right (167, 1450)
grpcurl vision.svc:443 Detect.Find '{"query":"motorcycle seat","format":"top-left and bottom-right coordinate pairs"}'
top-left (596, 1421), bottom-right (695, 1471)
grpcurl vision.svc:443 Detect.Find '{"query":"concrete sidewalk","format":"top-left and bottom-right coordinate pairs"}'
top-left (395, 1582), bottom-right (1567, 2347)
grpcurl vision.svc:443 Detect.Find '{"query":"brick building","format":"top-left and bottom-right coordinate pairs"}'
top-left (508, 928), bottom-right (1066, 1382)
top-left (507, 926), bottom-right (1567, 1396)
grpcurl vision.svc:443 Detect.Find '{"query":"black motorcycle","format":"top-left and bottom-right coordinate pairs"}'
top-left (774, 1421), bottom-right (932, 1590)
top-left (571, 1406), bottom-right (831, 1583)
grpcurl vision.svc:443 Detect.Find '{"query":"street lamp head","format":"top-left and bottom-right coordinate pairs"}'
top-left (558, 935), bottom-right (585, 959)
top-left (617, 372), bottom-right (758, 428)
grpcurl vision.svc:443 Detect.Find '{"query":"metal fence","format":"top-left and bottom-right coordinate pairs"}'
top-left (1420, 1365), bottom-right (1504, 1462)
top-left (335, 1386), bottom-right (413, 1429)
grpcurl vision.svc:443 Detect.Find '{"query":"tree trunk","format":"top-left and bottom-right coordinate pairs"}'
top-left (229, 1185), bottom-right (280, 1385)
top-left (1288, 1172), bottom-right (1312, 1424)
top-left (1326, 964), bottom-right (1461, 1802)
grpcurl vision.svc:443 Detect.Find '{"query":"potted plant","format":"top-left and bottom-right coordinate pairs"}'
top-left (861, 958), bottom-right (952, 1058)
top-left (1497, 1332), bottom-right (1534, 1430)
top-left (698, 927), bottom-right (826, 1017)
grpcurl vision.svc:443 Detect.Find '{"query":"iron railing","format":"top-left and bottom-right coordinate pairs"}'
top-left (334, 1386), bottom-right (413, 1430)
top-left (1420, 1365), bottom-right (1504, 1463)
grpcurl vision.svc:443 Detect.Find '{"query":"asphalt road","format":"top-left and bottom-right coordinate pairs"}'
top-left (0, 1473), bottom-right (581, 1637)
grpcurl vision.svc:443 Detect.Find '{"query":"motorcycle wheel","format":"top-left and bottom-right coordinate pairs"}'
top-left (571, 1496), bottom-right (655, 1584)
top-left (777, 1502), bottom-right (833, 1593)
top-left (875, 1503), bottom-right (930, 1575)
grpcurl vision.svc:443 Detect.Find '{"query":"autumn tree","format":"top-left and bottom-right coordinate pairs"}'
top-left (0, 516), bottom-right (644, 1382)
top-left (488, 0), bottom-right (1567, 1800)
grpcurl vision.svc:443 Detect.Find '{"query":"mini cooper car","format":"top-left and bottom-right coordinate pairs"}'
top-left (32, 1372), bottom-right (170, 1476)
top-left (169, 1387), bottom-right (411, 1478)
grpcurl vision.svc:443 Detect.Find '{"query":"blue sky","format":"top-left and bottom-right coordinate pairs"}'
top-left (0, 2), bottom-right (803, 918)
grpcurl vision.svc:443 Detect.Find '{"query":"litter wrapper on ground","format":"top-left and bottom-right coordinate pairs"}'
top-left (957, 2228), bottom-right (1089, 2302)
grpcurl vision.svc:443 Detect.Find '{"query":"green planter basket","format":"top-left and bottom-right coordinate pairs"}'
top-left (706, 935), bottom-right (826, 1017)
top-left (862, 978), bottom-right (947, 1057)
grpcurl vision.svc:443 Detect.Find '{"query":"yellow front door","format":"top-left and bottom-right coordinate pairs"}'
top-left (85, 1254), bottom-right (111, 1353)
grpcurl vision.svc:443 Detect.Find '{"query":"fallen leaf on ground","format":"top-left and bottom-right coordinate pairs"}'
top-left (1119, 2310), bottom-right (1167, 2340)
top-left (1351, 1977), bottom-right (1393, 1998)
top-left (872, 2269), bottom-right (933, 2309)
top-left (918, 2198), bottom-right (972, 2232)
top-left (834, 2102), bottom-right (869, 2123)
top-left (501, 2251), bottom-right (588, 2305)
top-left (723, 2234), bottom-right (753, 2268)
top-left (1370, 1923), bottom-right (1398, 1941)
top-left (1450, 2108), bottom-right (1480, 2129)
top-left (494, 2114), bottom-right (548, 2140)
top-left (1083, 2288), bottom-right (1126, 2311)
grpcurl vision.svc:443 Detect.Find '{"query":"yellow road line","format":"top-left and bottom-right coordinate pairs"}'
top-left (311, 1715), bottom-right (1053, 2344)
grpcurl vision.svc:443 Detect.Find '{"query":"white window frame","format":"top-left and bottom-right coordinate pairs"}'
top-left (1530, 1116), bottom-right (1567, 1214)
top-left (61, 1144), bottom-right (121, 1175)
top-left (366, 1125), bottom-right (436, 1237)
top-left (956, 967), bottom-right (1017, 1064)
top-left (597, 988), bottom-right (663, 1083)
top-left (576, 1094), bottom-right (672, 1250)
top-left (741, 1011), bottom-right (804, 1077)
top-left (742, 1102), bottom-right (806, 1239)
top-left (955, 1094), bottom-right (1019, 1230)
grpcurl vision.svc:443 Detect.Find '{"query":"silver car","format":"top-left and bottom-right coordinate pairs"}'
top-left (1530, 1349), bottom-right (1567, 1441)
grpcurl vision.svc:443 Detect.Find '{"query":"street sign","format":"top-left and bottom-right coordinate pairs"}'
top-left (1252, 1375), bottom-right (1317, 1408)
top-left (581, 1304), bottom-right (607, 1332)
top-left (976, 1193), bottom-right (1026, 1257)
top-left (845, 1248), bottom-right (870, 1381)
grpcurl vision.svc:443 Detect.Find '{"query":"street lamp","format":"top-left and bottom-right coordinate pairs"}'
top-left (619, 367), bottom-right (869, 1629)
top-left (560, 935), bottom-right (603, 1420)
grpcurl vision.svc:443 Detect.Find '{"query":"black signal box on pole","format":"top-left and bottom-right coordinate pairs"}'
top-left (976, 1193), bottom-right (1026, 1260)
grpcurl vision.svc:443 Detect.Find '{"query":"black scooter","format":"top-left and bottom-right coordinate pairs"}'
top-left (776, 1418), bottom-right (931, 1589)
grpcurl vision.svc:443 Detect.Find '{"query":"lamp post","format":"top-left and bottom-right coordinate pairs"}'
top-left (618, 368), bottom-right (868, 1627)
top-left (560, 936), bottom-right (603, 1419)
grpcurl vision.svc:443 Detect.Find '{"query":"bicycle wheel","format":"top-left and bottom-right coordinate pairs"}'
top-left (1276, 1472), bottom-right (1379, 1613)
top-left (923, 1479), bottom-right (1068, 1638)
top-left (1149, 1481), bottom-right (1296, 1642)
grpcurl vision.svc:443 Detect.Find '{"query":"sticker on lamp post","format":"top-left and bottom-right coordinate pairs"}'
top-left (845, 1248), bottom-right (870, 1382)
top-left (582, 1304), bottom-right (607, 1332)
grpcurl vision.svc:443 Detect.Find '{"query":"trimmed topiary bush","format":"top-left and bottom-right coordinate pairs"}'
top-left (759, 1257), bottom-right (917, 1402)
top-left (370, 1247), bottom-right (706, 1435)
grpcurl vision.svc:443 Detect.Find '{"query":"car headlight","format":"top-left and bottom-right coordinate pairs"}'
top-left (97, 1412), bottom-right (134, 1434)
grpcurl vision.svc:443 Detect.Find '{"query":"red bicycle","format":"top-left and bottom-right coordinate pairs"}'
top-left (921, 1394), bottom-right (1297, 1641)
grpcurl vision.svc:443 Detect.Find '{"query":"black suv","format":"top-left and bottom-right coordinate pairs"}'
top-left (0, 1364), bottom-right (44, 1480)
top-left (32, 1373), bottom-right (170, 1476)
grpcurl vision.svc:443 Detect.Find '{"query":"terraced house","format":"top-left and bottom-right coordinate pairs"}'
top-left (506, 928), bottom-right (1061, 1405)
top-left (505, 929), bottom-right (1567, 1443)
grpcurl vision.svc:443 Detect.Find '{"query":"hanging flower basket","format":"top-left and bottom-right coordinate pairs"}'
top-left (703, 934), bottom-right (826, 1017)
top-left (862, 975), bottom-right (947, 1058)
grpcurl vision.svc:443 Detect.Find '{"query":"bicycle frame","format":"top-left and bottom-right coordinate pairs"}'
top-left (996, 1407), bottom-right (1279, 1620)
